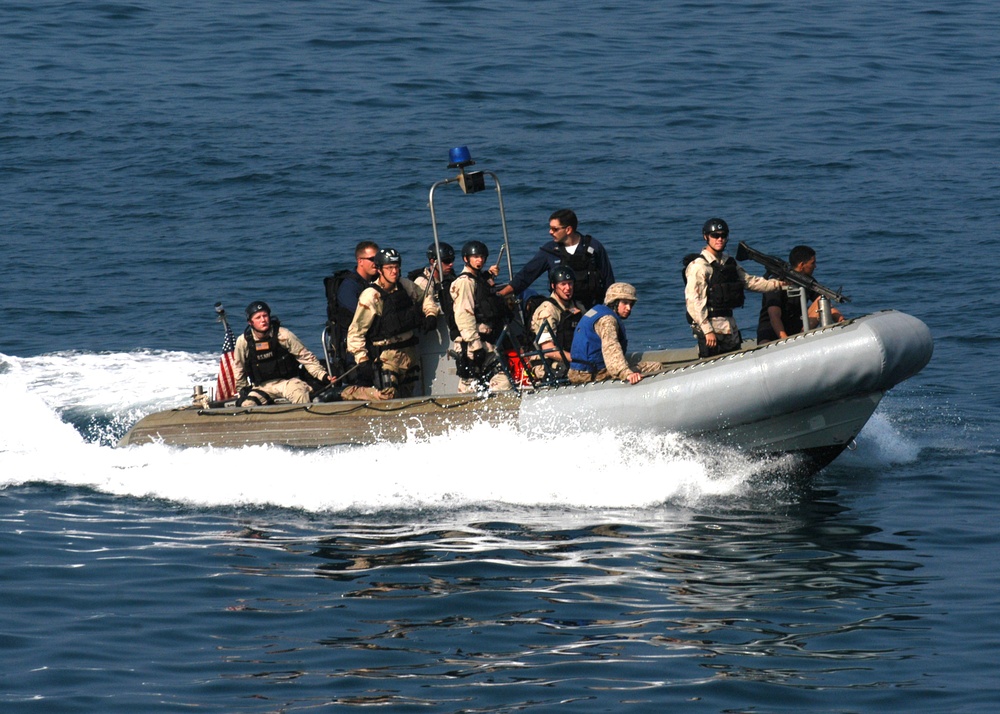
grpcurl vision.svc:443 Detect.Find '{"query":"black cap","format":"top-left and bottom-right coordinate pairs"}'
top-left (703, 218), bottom-right (729, 236)
top-left (428, 242), bottom-right (455, 263)
top-left (462, 240), bottom-right (489, 259)
top-left (245, 300), bottom-right (271, 320)
top-left (374, 247), bottom-right (402, 268)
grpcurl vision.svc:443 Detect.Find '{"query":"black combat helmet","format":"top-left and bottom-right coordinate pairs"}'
top-left (245, 300), bottom-right (271, 320)
top-left (374, 247), bottom-right (402, 268)
top-left (549, 265), bottom-right (577, 287)
top-left (427, 242), bottom-right (455, 264)
top-left (461, 240), bottom-right (489, 260)
top-left (702, 218), bottom-right (729, 237)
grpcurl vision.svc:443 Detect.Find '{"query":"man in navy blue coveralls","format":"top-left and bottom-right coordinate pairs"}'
top-left (497, 208), bottom-right (615, 310)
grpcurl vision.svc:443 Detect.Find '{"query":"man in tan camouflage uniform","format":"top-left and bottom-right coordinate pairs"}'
top-left (529, 266), bottom-right (585, 379)
top-left (346, 248), bottom-right (436, 399)
top-left (449, 240), bottom-right (513, 394)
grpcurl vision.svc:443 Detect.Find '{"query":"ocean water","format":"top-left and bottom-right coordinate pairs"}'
top-left (2, 1), bottom-right (998, 711)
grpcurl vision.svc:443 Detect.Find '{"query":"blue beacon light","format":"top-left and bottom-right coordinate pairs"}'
top-left (447, 146), bottom-right (475, 168)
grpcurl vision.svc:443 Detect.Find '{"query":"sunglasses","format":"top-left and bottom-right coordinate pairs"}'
top-left (708, 232), bottom-right (729, 240)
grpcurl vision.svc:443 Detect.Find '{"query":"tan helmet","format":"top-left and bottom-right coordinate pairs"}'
top-left (604, 282), bottom-right (637, 305)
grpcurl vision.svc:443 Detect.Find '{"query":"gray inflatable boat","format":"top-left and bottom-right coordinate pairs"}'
top-left (118, 310), bottom-right (932, 475)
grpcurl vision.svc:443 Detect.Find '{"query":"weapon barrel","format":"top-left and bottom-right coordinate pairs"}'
top-left (735, 242), bottom-right (850, 304)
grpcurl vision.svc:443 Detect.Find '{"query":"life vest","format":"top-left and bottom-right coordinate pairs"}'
top-left (446, 270), bottom-right (508, 341)
top-left (243, 321), bottom-right (300, 385)
top-left (367, 282), bottom-right (421, 342)
top-left (556, 234), bottom-right (601, 307)
top-left (569, 304), bottom-right (626, 373)
top-left (685, 254), bottom-right (745, 322)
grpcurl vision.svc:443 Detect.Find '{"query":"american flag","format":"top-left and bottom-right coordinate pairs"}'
top-left (215, 322), bottom-right (238, 400)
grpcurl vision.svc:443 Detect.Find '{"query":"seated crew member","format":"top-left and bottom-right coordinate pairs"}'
top-left (346, 247), bottom-right (436, 399)
top-left (448, 240), bottom-right (513, 394)
top-left (409, 241), bottom-right (456, 327)
top-left (684, 218), bottom-right (785, 358)
top-left (529, 265), bottom-right (585, 378)
top-left (497, 208), bottom-right (615, 310)
top-left (567, 283), bottom-right (660, 386)
top-left (233, 301), bottom-right (334, 405)
top-left (756, 245), bottom-right (844, 343)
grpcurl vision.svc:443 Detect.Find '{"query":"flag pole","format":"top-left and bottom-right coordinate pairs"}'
top-left (213, 303), bottom-right (239, 403)
top-left (215, 302), bottom-right (231, 333)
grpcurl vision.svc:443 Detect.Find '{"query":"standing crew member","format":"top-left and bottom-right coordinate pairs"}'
top-left (233, 301), bottom-right (333, 405)
top-left (323, 241), bottom-right (379, 374)
top-left (497, 208), bottom-right (615, 309)
top-left (684, 218), bottom-right (785, 358)
top-left (448, 240), bottom-right (512, 393)
top-left (410, 241), bottom-right (456, 328)
top-left (567, 283), bottom-right (659, 385)
top-left (347, 248), bottom-right (436, 398)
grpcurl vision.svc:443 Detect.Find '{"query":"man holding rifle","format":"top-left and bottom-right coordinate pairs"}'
top-left (684, 218), bottom-right (786, 358)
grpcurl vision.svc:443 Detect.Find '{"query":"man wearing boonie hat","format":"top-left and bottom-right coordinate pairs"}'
top-left (567, 282), bottom-right (660, 385)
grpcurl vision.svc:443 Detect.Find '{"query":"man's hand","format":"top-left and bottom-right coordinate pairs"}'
top-left (355, 360), bottom-right (375, 386)
top-left (705, 332), bottom-right (718, 348)
top-left (422, 314), bottom-right (438, 333)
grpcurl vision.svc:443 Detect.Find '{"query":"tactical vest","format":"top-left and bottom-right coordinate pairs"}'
top-left (446, 270), bottom-right (508, 341)
top-left (569, 304), bottom-right (626, 373)
top-left (243, 322), bottom-right (300, 385)
top-left (367, 283), bottom-right (421, 342)
top-left (686, 255), bottom-right (745, 322)
top-left (538, 297), bottom-right (582, 351)
top-left (556, 235), bottom-right (601, 307)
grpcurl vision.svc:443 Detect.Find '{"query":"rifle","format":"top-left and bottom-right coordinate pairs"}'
top-left (735, 242), bottom-right (850, 304)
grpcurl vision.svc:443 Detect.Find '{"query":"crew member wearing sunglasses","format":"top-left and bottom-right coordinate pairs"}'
top-left (683, 218), bottom-right (785, 358)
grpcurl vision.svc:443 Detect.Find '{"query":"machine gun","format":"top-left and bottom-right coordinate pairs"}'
top-left (735, 241), bottom-right (850, 304)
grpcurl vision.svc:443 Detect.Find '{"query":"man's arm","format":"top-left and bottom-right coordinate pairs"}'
top-left (531, 302), bottom-right (568, 361)
top-left (767, 305), bottom-right (787, 339)
top-left (402, 278), bottom-right (437, 318)
top-left (507, 247), bottom-right (551, 295)
top-left (450, 276), bottom-right (482, 350)
top-left (232, 334), bottom-right (250, 389)
top-left (684, 260), bottom-right (713, 336)
top-left (595, 315), bottom-right (638, 382)
top-left (280, 327), bottom-right (328, 380)
top-left (346, 288), bottom-right (379, 363)
top-left (740, 267), bottom-right (784, 294)
top-left (594, 240), bottom-right (615, 291)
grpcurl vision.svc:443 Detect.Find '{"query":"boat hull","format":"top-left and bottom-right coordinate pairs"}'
top-left (118, 310), bottom-right (932, 474)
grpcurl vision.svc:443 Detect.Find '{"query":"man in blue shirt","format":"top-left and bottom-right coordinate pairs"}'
top-left (498, 209), bottom-right (615, 309)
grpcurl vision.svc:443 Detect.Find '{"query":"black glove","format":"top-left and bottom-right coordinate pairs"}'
top-left (469, 349), bottom-right (487, 374)
top-left (237, 386), bottom-right (251, 400)
top-left (422, 314), bottom-right (438, 334)
top-left (355, 360), bottom-right (375, 386)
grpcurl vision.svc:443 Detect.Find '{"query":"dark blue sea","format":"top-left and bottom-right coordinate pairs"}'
top-left (2, 1), bottom-right (998, 711)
